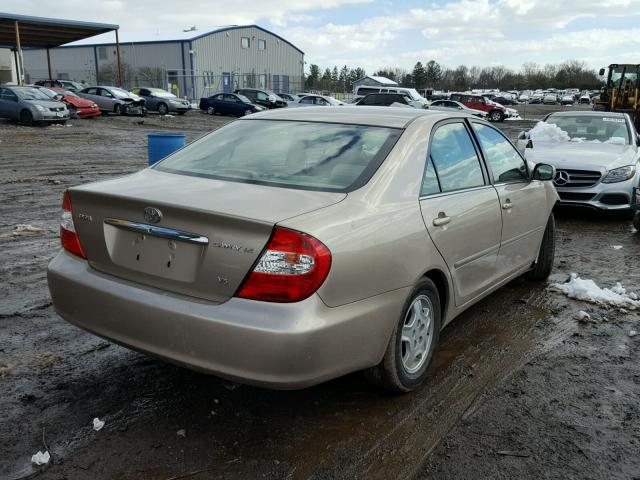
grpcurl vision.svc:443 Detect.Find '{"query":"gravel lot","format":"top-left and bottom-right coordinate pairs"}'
top-left (1, 105), bottom-right (639, 480)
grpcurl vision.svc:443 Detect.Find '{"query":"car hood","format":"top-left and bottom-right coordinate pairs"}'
top-left (65, 96), bottom-right (94, 107)
top-left (525, 142), bottom-right (639, 171)
top-left (24, 99), bottom-right (66, 109)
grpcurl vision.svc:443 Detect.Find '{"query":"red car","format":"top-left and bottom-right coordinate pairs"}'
top-left (50, 87), bottom-right (101, 118)
top-left (449, 93), bottom-right (507, 122)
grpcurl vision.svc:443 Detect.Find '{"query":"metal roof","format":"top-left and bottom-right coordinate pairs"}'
top-left (0, 12), bottom-right (118, 49)
top-left (57, 24), bottom-right (304, 55)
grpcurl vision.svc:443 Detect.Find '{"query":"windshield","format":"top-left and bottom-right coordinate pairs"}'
top-left (237, 94), bottom-right (252, 103)
top-left (38, 88), bottom-right (57, 98)
top-left (110, 87), bottom-right (133, 98)
top-left (406, 89), bottom-right (423, 101)
top-left (544, 115), bottom-right (629, 144)
top-left (610, 66), bottom-right (639, 88)
top-left (16, 88), bottom-right (51, 101)
top-left (154, 120), bottom-right (401, 192)
top-left (61, 90), bottom-right (78, 97)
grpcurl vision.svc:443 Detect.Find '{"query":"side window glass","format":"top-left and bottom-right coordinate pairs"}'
top-left (421, 156), bottom-right (441, 196)
top-left (300, 96), bottom-right (314, 104)
top-left (474, 124), bottom-right (528, 183)
top-left (429, 122), bottom-right (485, 192)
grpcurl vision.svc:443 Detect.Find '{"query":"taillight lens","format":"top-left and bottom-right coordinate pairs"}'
top-left (60, 190), bottom-right (86, 258)
top-left (236, 227), bottom-right (331, 303)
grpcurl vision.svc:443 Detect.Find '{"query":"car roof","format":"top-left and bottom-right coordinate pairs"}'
top-left (243, 106), bottom-right (455, 128)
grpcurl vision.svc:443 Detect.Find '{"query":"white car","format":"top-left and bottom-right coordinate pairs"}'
top-left (521, 111), bottom-right (640, 212)
top-left (542, 93), bottom-right (558, 105)
top-left (288, 94), bottom-right (344, 107)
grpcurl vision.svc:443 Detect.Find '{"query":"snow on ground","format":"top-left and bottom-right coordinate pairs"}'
top-left (550, 273), bottom-right (640, 308)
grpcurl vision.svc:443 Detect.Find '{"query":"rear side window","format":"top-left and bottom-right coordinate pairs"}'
top-left (154, 120), bottom-right (402, 193)
top-left (474, 124), bottom-right (528, 183)
top-left (421, 157), bottom-right (440, 196)
top-left (429, 122), bottom-right (485, 192)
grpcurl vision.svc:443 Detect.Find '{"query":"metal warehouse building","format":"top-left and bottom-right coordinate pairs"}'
top-left (22, 25), bottom-right (304, 100)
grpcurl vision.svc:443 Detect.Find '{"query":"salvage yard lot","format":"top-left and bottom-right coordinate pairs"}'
top-left (1, 106), bottom-right (639, 480)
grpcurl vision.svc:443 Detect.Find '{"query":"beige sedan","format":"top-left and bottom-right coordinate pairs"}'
top-left (47, 107), bottom-right (558, 392)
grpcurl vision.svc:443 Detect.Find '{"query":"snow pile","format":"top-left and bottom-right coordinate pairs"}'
top-left (612, 245), bottom-right (623, 250)
top-left (550, 273), bottom-right (640, 308)
top-left (0, 224), bottom-right (47, 239)
top-left (31, 451), bottom-right (50, 465)
top-left (92, 417), bottom-right (105, 431)
top-left (528, 121), bottom-right (570, 142)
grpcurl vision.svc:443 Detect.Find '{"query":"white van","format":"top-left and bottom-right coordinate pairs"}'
top-left (354, 86), bottom-right (428, 105)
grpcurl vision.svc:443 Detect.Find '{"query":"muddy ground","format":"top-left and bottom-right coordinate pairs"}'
top-left (1, 105), bottom-right (639, 480)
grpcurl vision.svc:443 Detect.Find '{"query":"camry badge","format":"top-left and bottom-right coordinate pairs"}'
top-left (143, 207), bottom-right (162, 224)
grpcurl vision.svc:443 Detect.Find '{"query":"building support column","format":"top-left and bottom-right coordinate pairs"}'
top-left (115, 29), bottom-right (122, 87)
top-left (46, 48), bottom-right (52, 79)
top-left (14, 20), bottom-right (23, 85)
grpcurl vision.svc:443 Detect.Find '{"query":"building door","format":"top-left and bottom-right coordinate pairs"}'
top-left (282, 75), bottom-right (289, 93)
top-left (222, 72), bottom-right (232, 93)
top-left (273, 75), bottom-right (280, 93)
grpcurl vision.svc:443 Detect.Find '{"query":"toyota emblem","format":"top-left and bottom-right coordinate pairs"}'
top-left (553, 170), bottom-right (569, 186)
top-left (143, 207), bottom-right (162, 224)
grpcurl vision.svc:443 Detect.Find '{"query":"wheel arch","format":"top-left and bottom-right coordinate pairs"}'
top-left (422, 268), bottom-right (449, 320)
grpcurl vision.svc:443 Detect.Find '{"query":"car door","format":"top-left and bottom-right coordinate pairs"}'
top-left (0, 88), bottom-right (21, 119)
top-left (97, 88), bottom-right (116, 110)
top-left (211, 94), bottom-right (227, 114)
top-left (471, 122), bottom-right (548, 277)
top-left (81, 88), bottom-right (102, 109)
top-left (419, 120), bottom-right (502, 306)
top-left (223, 94), bottom-right (241, 114)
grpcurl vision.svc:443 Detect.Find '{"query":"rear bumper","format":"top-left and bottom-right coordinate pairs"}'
top-left (47, 251), bottom-right (407, 389)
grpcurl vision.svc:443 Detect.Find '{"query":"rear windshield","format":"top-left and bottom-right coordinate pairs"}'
top-left (154, 120), bottom-right (401, 192)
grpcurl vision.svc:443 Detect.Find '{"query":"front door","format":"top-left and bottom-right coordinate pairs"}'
top-left (471, 122), bottom-right (548, 278)
top-left (0, 88), bottom-right (21, 120)
top-left (222, 72), bottom-right (232, 93)
top-left (419, 120), bottom-right (502, 307)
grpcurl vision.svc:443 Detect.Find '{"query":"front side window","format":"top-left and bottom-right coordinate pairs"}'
top-left (429, 122), bottom-right (485, 192)
top-left (299, 96), bottom-right (314, 104)
top-left (154, 120), bottom-right (401, 192)
top-left (474, 124), bottom-right (528, 183)
top-left (241, 37), bottom-right (250, 49)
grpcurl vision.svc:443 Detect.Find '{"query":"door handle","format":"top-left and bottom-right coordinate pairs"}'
top-left (502, 199), bottom-right (513, 210)
top-left (432, 212), bottom-right (451, 227)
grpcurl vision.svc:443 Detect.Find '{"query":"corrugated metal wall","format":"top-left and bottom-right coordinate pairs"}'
top-left (192, 26), bottom-right (304, 95)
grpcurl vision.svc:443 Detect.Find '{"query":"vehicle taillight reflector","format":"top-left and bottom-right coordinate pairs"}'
top-left (60, 190), bottom-right (86, 258)
top-left (236, 227), bottom-right (331, 303)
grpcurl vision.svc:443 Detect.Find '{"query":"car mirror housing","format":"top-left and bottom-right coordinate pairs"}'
top-left (532, 163), bottom-right (554, 181)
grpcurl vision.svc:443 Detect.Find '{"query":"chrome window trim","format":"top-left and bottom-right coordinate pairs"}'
top-left (419, 184), bottom-right (495, 200)
top-left (104, 218), bottom-right (209, 245)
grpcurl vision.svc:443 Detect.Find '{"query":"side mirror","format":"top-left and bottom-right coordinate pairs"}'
top-left (598, 68), bottom-right (605, 76)
top-left (458, 106), bottom-right (463, 110)
top-left (532, 163), bottom-right (554, 181)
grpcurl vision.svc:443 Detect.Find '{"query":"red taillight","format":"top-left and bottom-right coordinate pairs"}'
top-left (236, 227), bottom-right (331, 303)
top-left (60, 190), bottom-right (86, 258)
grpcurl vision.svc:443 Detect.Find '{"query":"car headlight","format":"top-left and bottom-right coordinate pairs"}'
top-left (34, 104), bottom-right (46, 112)
top-left (602, 165), bottom-right (636, 183)
top-left (92, 103), bottom-right (98, 108)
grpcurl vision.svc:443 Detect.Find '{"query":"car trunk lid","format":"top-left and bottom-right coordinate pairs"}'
top-left (69, 169), bottom-right (345, 303)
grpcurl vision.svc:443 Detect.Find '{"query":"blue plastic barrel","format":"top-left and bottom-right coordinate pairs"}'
top-left (147, 132), bottom-right (186, 165)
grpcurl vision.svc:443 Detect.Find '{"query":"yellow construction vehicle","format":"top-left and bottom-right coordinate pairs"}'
top-left (594, 64), bottom-right (640, 130)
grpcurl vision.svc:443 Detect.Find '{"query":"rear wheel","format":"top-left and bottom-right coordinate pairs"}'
top-left (525, 213), bottom-right (555, 281)
top-left (19, 109), bottom-right (33, 126)
top-left (488, 109), bottom-right (504, 122)
top-left (364, 279), bottom-right (441, 392)
top-left (158, 103), bottom-right (168, 115)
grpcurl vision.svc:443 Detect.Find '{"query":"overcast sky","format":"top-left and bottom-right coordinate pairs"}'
top-left (4, 0), bottom-right (640, 73)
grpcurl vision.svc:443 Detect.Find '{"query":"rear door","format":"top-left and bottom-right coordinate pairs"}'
top-left (471, 122), bottom-right (548, 277)
top-left (0, 88), bottom-right (20, 119)
top-left (419, 120), bottom-right (502, 306)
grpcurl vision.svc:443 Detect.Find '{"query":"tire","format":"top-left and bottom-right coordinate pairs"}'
top-left (68, 107), bottom-right (78, 119)
top-left (158, 103), bottom-right (168, 115)
top-left (19, 109), bottom-right (33, 126)
top-left (488, 110), bottom-right (504, 122)
top-left (114, 103), bottom-right (122, 115)
top-left (364, 279), bottom-right (441, 392)
top-left (633, 212), bottom-right (640, 231)
top-left (244, 109), bottom-right (252, 116)
top-left (207, 106), bottom-right (215, 115)
top-left (525, 213), bottom-right (555, 281)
